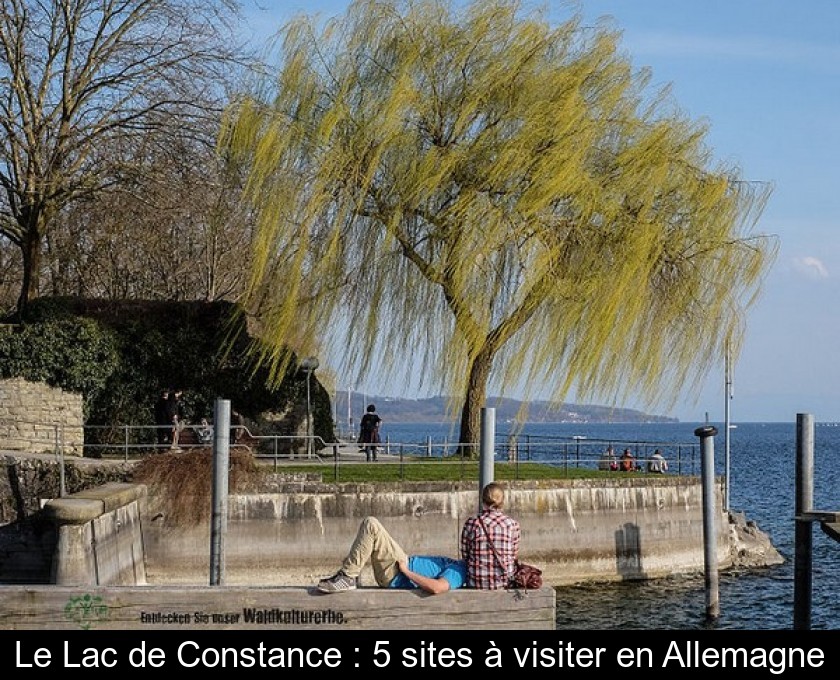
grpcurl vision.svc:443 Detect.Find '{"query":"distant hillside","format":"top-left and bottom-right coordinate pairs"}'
top-left (338, 392), bottom-right (678, 424)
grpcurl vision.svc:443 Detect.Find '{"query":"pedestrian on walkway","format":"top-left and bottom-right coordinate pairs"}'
top-left (154, 388), bottom-right (170, 448)
top-left (358, 404), bottom-right (382, 461)
top-left (167, 389), bottom-right (184, 451)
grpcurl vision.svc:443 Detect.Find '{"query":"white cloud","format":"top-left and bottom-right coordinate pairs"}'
top-left (792, 256), bottom-right (829, 280)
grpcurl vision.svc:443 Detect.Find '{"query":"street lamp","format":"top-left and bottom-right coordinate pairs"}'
top-left (300, 356), bottom-right (319, 458)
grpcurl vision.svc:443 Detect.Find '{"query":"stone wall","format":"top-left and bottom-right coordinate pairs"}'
top-left (0, 378), bottom-right (84, 456)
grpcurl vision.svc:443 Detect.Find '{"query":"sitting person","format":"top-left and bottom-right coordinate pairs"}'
top-left (647, 449), bottom-right (669, 473)
top-left (317, 516), bottom-right (466, 594)
top-left (598, 446), bottom-right (617, 471)
top-left (460, 482), bottom-right (521, 589)
top-left (619, 448), bottom-right (636, 472)
top-left (197, 418), bottom-right (213, 445)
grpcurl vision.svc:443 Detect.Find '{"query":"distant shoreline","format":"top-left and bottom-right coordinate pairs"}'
top-left (337, 391), bottom-right (679, 425)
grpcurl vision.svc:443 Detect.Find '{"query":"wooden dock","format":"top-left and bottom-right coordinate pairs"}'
top-left (0, 585), bottom-right (556, 630)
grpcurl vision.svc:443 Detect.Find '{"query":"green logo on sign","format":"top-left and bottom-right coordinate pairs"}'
top-left (64, 594), bottom-right (109, 630)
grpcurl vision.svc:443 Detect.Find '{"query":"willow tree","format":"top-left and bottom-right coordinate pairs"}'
top-left (221, 0), bottom-right (776, 449)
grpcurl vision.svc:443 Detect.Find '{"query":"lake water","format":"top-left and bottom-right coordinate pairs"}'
top-left (378, 419), bottom-right (840, 630)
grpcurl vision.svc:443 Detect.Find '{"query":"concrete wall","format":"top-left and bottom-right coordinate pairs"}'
top-left (0, 378), bottom-right (84, 455)
top-left (142, 478), bottom-right (730, 587)
top-left (42, 482), bottom-right (147, 586)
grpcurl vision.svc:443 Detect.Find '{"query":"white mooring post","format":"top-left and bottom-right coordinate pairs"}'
top-left (210, 398), bottom-right (231, 586)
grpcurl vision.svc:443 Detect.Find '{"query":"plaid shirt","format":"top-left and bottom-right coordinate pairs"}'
top-left (460, 509), bottom-right (521, 589)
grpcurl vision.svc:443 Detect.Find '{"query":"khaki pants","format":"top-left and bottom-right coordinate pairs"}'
top-left (340, 517), bottom-right (408, 587)
top-left (170, 417), bottom-right (182, 448)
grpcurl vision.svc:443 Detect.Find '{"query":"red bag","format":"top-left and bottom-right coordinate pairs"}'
top-left (509, 560), bottom-right (543, 589)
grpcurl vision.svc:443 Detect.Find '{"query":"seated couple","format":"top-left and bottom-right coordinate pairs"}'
top-left (317, 482), bottom-right (520, 593)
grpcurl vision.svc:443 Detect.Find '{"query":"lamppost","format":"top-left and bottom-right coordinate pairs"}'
top-left (300, 357), bottom-right (319, 458)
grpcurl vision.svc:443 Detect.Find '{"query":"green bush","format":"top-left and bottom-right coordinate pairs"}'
top-left (0, 317), bottom-right (120, 414)
top-left (1, 297), bottom-right (334, 454)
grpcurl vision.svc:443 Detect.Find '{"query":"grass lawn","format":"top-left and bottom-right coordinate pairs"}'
top-left (258, 458), bottom-right (653, 483)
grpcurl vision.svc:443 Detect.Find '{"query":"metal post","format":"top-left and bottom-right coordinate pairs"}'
top-left (724, 347), bottom-right (732, 511)
top-left (300, 357), bottom-right (319, 459)
top-left (210, 398), bottom-right (231, 586)
top-left (305, 370), bottom-right (312, 458)
top-left (479, 407), bottom-right (495, 513)
top-left (695, 425), bottom-right (720, 621)
top-left (333, 386), bottom-right (338, 437)
top-left (794, 413), bottom-right (814, 630)
top-left (59, 424), bottom-right (65, 497)
top-left (54, 424), bottom-right (66, 498)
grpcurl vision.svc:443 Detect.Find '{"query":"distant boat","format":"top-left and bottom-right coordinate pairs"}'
top-left (572, 435), bottom-right (587, 440)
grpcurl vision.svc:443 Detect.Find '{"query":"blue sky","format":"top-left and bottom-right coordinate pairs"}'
top-left (238, 1), bottom-right (840, 423)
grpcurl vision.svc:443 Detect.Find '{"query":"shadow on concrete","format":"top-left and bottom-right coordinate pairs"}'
top-left (615, 522), bottom-right (648, 580)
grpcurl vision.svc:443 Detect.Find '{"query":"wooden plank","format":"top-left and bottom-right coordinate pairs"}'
top-left (0, 585), bottom-right (555, 630)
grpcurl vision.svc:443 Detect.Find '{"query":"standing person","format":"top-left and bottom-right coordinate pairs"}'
top-left (166, 389), bottom-right (184, 452)
top-left (358, 404), bottom-right (382, 462)
top-left (317, 516), bottom-right (466, 594)
top-left (153, 388), bottom-right (170, 448)
top-left (231, 409), bottom-right (246, 446)
top-left (460, 482), bottom-right (521, 589)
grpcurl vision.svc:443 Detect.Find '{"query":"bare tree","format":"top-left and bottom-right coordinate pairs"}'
top-left (221, 0), bottom-right (777, 448)
top-left (43, 128), bottom-right (255, 302)
top-left (0, 0), bottom-right (249, 316)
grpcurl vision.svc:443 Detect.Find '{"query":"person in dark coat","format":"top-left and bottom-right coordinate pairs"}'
top-left (358, 404), bottom-right (382, 462)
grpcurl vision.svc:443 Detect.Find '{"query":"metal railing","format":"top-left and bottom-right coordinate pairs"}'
top-left (76, 423), bottom-right (700, 477)
top-left (501, 433), bottom-right (699, 476)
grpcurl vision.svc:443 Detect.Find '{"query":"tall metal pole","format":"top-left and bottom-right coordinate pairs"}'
top-left (210, 398), bottom-right (231, 586)
top-left (305, 370), bottom-right (312, 458)
top-left (695, 424), bottom-right (720, 621)
top-left (724, 345), bottom-right (732, 512)
top-left (794, 413), bottom-right (814, 630)
top-left (479, 407), bottom-right (495, 513)
top-left (300, 357), bottom-right (319, 459)
top-left (332, 386), bottom-right (338, 437)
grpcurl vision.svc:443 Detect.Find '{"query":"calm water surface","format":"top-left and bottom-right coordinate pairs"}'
top-left (382, 420), bottom-right (840, 630)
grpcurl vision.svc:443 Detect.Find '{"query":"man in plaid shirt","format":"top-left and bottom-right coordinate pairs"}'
top-left (460, 482), bottom-right (521, 589)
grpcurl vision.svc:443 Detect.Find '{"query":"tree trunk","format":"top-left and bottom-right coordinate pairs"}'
top-left (15, 219), bottom-right (42, 320)
top-left (457, 350), bottom-right (493, 457)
